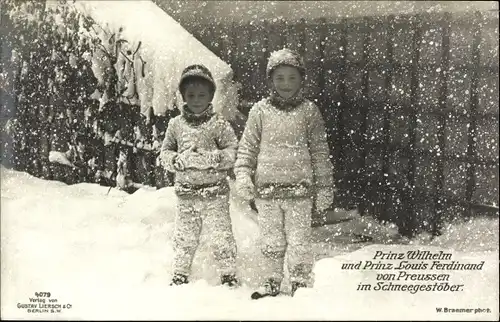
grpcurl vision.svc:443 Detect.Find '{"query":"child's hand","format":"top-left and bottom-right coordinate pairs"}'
top-left (197, 149), bottom-right (222, 167)
top-left (173, 157), bottom-right (186, 171)
top-left (173, 146), bottom-right (199, 171)
top-left (235, 174), bottom-right (255, 202)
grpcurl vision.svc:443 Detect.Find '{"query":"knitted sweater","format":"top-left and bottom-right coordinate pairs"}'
top-left (160, 104), bottom-right (238, 197)
top-left (234, 98), bottom-right (334, 199)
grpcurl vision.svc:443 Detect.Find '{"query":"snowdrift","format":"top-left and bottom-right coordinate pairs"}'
top-left (1, 166), bottom-right (498, 320)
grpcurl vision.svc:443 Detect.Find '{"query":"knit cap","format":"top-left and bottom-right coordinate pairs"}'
top-left (266, 48), bottom-right (305, 78)
top-left (179, 64), bottom-right (216, 95)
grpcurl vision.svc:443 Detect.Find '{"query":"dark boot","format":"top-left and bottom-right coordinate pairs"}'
top-left (170, 273), bottom-right (189, 286)
top-left (221, 274), bottom-right (239, 287)
top-left (251, 278), bottom-right (281, 299)
top-left (291, 281), bottom-right (307, 296)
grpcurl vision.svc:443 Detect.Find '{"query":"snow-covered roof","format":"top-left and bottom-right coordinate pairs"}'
top-left (72, 0), bottom-right (231, 79)
top-left (70, 0), bottom-right (237, 119)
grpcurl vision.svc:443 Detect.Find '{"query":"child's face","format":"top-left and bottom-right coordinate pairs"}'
top-left (184, 82), bottom-right (212, 114)
top-left (271, 65), bottom-right (302, 99)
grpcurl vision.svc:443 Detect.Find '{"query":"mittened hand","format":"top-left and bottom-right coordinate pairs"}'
top-left (173, 159), bottom-right (185, 171)
top-left (315, 187), bottom-right (334, 213)
top-left (235, 174), bottom-right (255, 202)
top-left (173, 153), bottom-right (188, 171)
top-left (197, 149), bottom-right (222, 168)
top-left (173, 146), bottom-right (199, 171)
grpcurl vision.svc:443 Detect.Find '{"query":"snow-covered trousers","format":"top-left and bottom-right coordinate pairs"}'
top-left (172, 193), bottom-right (237, 277)
top-left (255, 197), bottom-right (314, 285)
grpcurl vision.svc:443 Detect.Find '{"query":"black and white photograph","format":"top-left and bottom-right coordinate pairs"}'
top-left (1, 0), bottom-right (498, 320)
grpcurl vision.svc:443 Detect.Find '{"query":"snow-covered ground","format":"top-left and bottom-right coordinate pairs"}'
top-left (1, 166), bottom-right (498, 320)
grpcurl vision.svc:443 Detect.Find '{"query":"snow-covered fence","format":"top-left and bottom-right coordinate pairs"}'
top-left (182, 11), bottom-right (499, 236)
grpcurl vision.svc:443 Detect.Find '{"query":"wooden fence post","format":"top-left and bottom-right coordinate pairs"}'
top-left (317, 18), bottom-right (327, 108)
top-left (466, 11), bottom-right (483, 218)
top-left (432, 12), bottom-right (451, 236)
top-left (382, 15), bottom-right (395, 221)
top-left (259, 20), bottom-right (269, 99)
top-left (317, 18), bottom-right (330, 145)
top-left (278, 18), bottom-right (286, 49)
top-left (359, 17), bottom-right (371, 216)
top-left (406, 14), bottom-right (423, 237)
top-left (336, 19), bottom-right (348, 188)
top-left (241, 23), bottom-right (252, 100)
top-left (229, 20), bottom-right (238, 82)
top-left (298, 18), bottom-right (306, 57)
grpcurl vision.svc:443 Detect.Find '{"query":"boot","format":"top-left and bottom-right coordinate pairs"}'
top-left (291, 281), bottom-right (307, 296)
top-left (251, 278), bottom-right (281, 299)
top-left (170, 273), bottom-right (189, 286)
top-left (221, 274), bottom-right (239, 287)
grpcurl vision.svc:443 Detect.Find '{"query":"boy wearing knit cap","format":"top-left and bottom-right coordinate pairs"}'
top-left (235, 48), bottom-right (334, 298)
top-left (160, 64), bottom-right (239, 287)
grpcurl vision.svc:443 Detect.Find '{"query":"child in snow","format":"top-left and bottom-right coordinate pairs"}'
top-left (160, 64), bottom-right (239, 287)
top-left (234, 48), bottom-right (334, 298)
